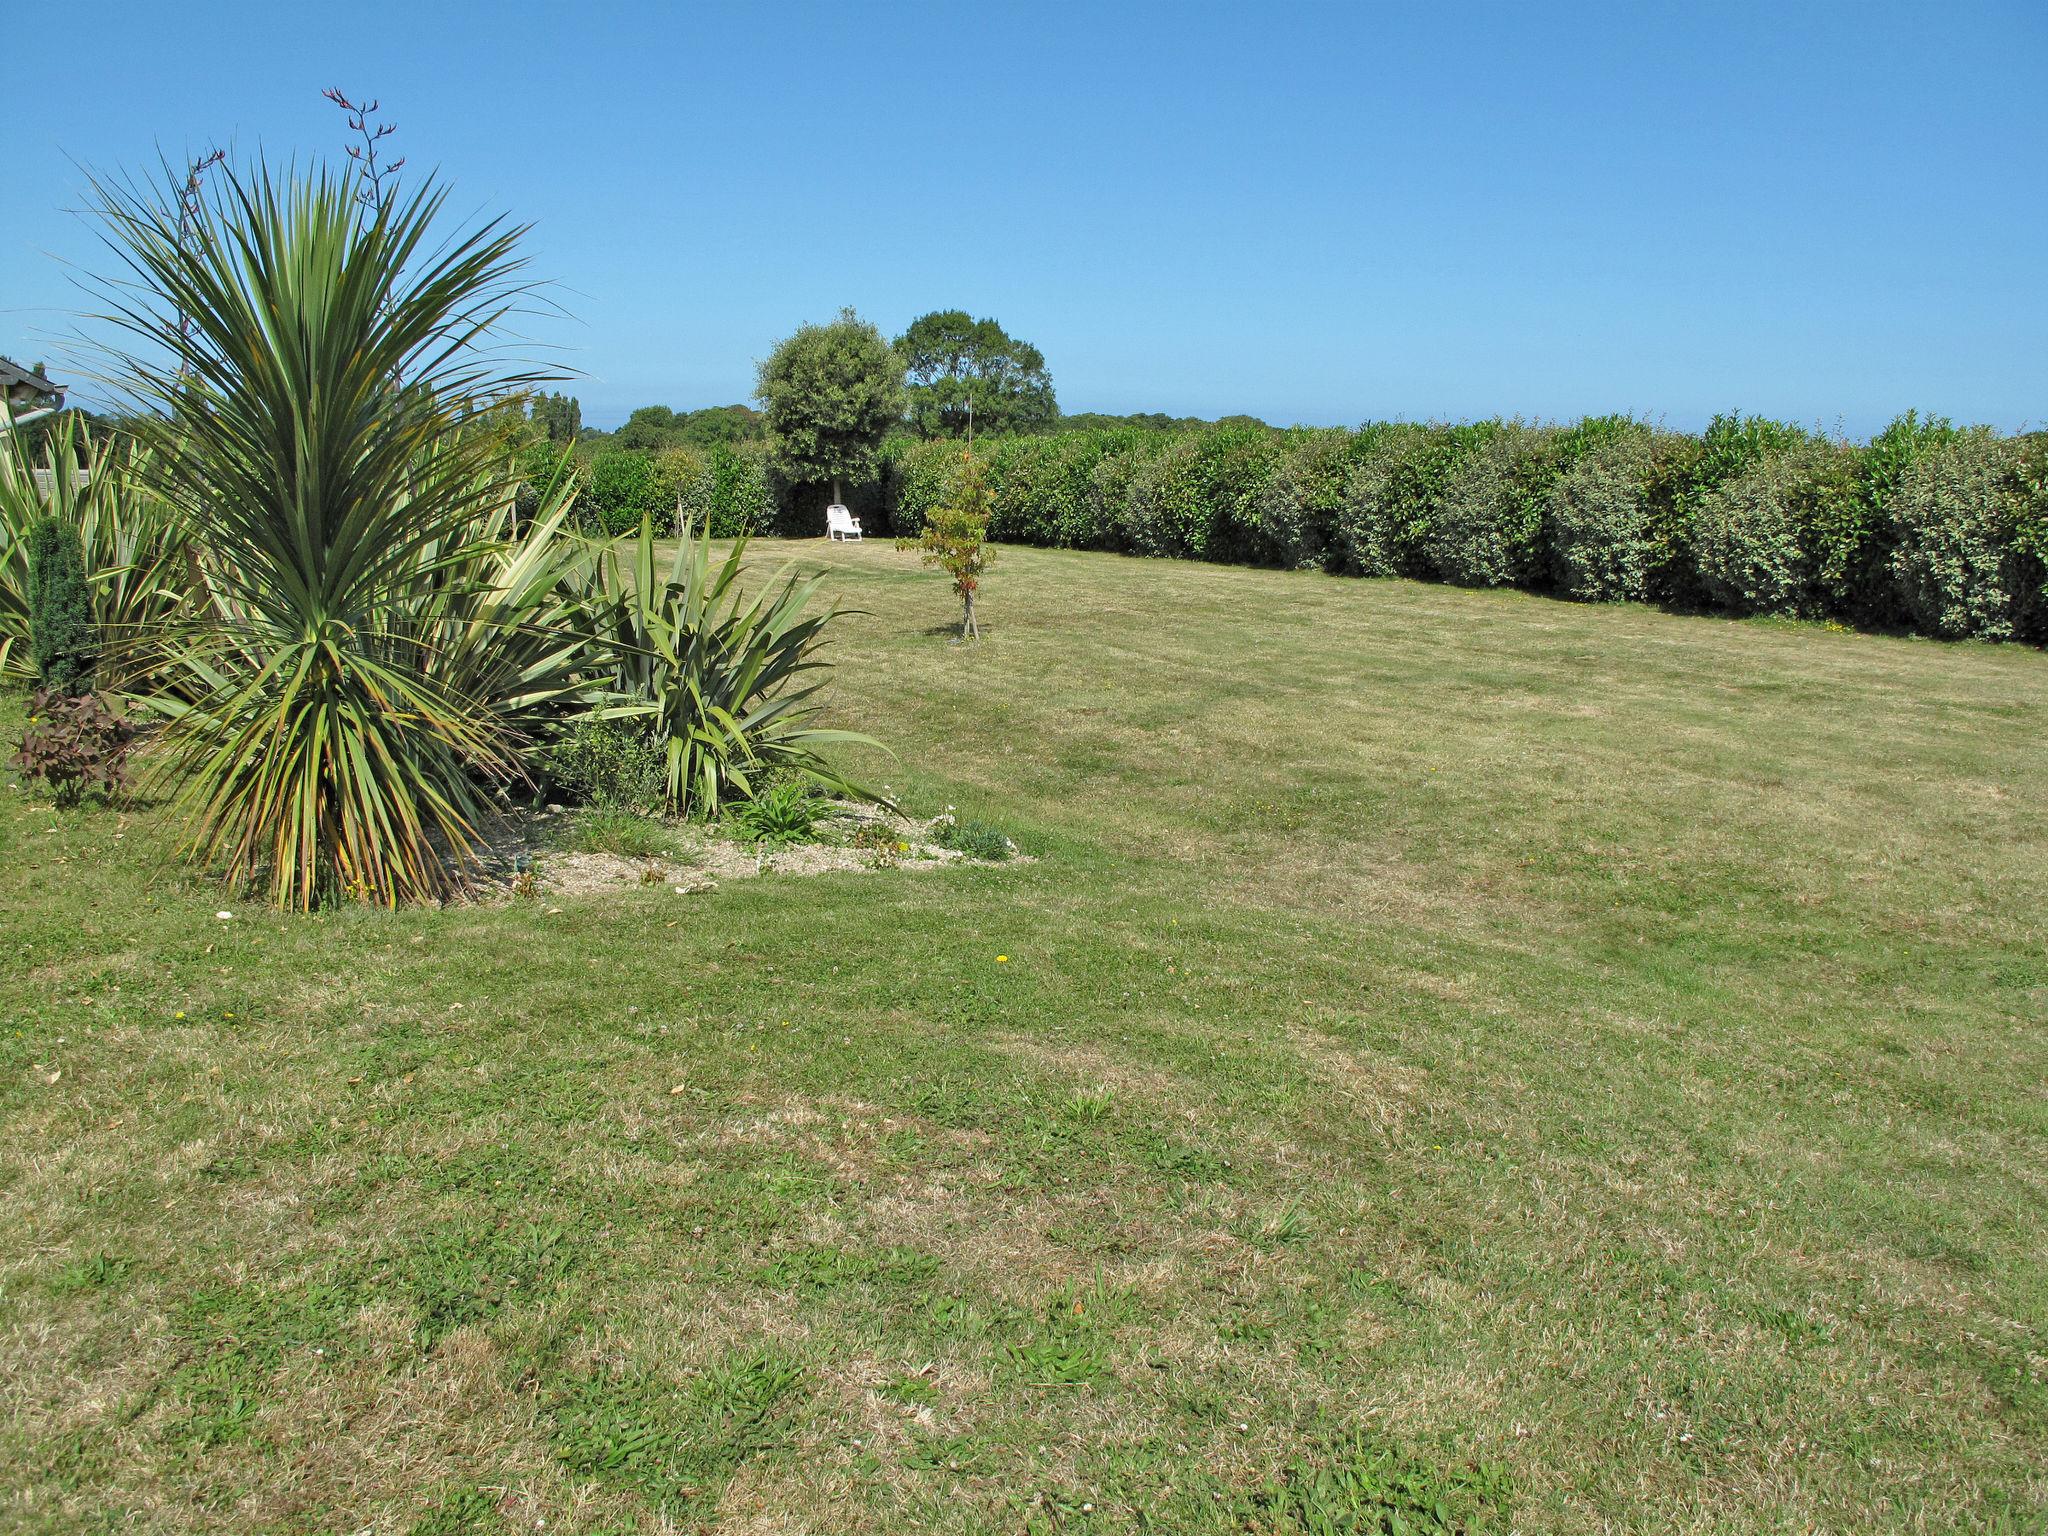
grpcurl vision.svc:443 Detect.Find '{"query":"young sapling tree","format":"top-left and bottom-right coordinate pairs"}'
top-left (902, 449), bottom-right (995, 640)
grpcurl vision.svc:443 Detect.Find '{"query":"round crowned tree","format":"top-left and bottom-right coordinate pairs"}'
top-left (756, 308), bottom-right (905, 511)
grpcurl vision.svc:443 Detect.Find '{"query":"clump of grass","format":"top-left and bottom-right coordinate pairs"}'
top-left (935, 816), bottom-right (1013, 861)
top-left (550, 807), bottom-right (680, 860)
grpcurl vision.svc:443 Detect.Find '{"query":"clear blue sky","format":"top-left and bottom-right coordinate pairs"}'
top-left (6, 0), bottom-right (2044, 437)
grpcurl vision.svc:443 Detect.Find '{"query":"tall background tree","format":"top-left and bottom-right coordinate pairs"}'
top-left (530, 390), bottom-right (582, 442)
top-left (757, 309), bottom-right (904, 508)
top-left (895, 310), bottom-right (1056, 439)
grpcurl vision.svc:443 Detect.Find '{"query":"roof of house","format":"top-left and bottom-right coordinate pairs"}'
top-left (0, 358), bottom-right (60, 395)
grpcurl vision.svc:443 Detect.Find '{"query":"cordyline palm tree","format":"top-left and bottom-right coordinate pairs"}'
top-left (88, 158), bottom-right (583, 908)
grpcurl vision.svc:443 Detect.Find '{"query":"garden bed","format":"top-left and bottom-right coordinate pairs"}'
top-left (482, 801), bottom-right (1024, 901)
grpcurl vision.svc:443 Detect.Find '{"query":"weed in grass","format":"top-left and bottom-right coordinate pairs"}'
top-left (547, 1354), bottom-right (804, 1514)
top-left (1244, 1429), bottom-right (1514, 1535)
top-left (379, 1220), bottom-right (575, 1347)
top-left (934, 815), bottom-right (1013, 861)
top-left (51, 1251), bottom-right (134, 1292)
top-left (1132, 1126), bottom-right (1228, 1182)
top-left (409, 1486), bottom-right (504, 1536)
top-left (756, 1244), bottom-right (942, 1294)
top-left (1000, 1332), bottom-right (1105, 1389)
top-left (997, 1279), bottom-right (1131, 1390)
top-left (1246, 1203), bottom-right (1314, 1248)
top-left (897, 1433), bottom-right (996, 1474)
top-left (164, 1282), bottom-right (358, 1449)
top-left (1067, 1086), bottom-right (1115, 1122)
top-left (878, 1372), bottom-right (940, 1409)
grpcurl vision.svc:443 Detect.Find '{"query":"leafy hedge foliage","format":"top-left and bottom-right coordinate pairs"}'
top-left (574, 444), bottom-right (779, 538)
top-left (571, 413), bottom-right (2048, 644)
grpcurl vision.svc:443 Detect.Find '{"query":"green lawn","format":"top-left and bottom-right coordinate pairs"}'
top-left (4, 539), bottom-right (2045, 1534)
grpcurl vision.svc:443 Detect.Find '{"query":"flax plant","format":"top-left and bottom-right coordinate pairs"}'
top-left (594, 515), bottom-right (883, 816)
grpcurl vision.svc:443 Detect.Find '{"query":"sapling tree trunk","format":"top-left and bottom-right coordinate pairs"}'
top-left (832, 476), bottom-right (843, 506)
top-left (961, 586), bottom-right (977, 640)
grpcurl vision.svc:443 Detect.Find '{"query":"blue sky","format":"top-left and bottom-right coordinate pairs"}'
top-left (5, 0), bottom-right (2044, 437)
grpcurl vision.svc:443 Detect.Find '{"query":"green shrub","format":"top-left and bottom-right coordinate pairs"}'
top-left (1085, 437), bottom-right (1164, 553)
top-left (593, 519), bottom-right (882, 816)
top-left (1050, 432), bottom-right (1138, 547)
top-left (887, 436), bottom-right (960, 541)
top-left (580, 449), bottom-right (666, 535)
top-left (538, 719), bottom-right (668, 811)
top-left (1547, 438), bottom-right (1656, 602)
top-left (936, 817), bottom-right (1012, 861)
top-left (1118, 426), bottom-right (1281, 561)
top-left (1687, 442), bottom-right (1868, 620)
top-left (1334, 423), bottom-right (1498, 579)
top-left (655, 446), bottom-right (706, 533)
top-left (984, 435), bottom-right (1061, 545)
top-left (1424, 423), bottom-right (1548, 588)
top-left (1781, 441), bottom-right (1867, 619)
top-left (1120, 433), bottom-right (1209, 558)
top-left (26, 516), bottom-right (96, 693)
top-left (1887, 434), bottom-right (2023, 640)
top-left (703, 443), bottom-right (777, 537)
top-left (1254, 429), bottom-right (1356, 571)
top-left (849, 414), bottom-right (2048, 646)
top-left (1690, 453), bottom-right (1812, 616)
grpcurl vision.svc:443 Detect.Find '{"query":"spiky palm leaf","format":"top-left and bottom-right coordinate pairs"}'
top-left (89, 158), bottom-right (571, 907)
top-left (594, 516), bottom-right (884, 816)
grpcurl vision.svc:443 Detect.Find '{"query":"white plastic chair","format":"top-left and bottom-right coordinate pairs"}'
top-left (825, 504), bottom-right (863, 541)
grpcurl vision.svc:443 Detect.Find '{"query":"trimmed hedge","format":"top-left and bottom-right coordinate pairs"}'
top-left (567, 414), bottom-right (2048, 644)
top-left (1888, 433), bottom-right (2027, 641)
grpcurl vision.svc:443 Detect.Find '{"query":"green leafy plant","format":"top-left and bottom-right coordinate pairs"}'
top-left (730, 780), bottom-right (824, 845)
top-left (1690, 453), bottom-right (1813, 616)
top-left (756, 307), bottom-right (904, 510)
top-left (593, 515), bottom-right (883, 816)
top-left (1425, 423), bottom-right (1546, 589)
top-left (90, 157), bottom-right (598, 907)
top-left (14, 687), bottom-right (134, 807)
top-left (1256, 428), bottom-right (1361, 571)
top-left (548, 1356), bottom-right (804, 1515)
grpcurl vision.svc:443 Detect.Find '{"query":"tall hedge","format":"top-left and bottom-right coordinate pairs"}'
top-left (566, 413), bottom-right (2048, 645)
